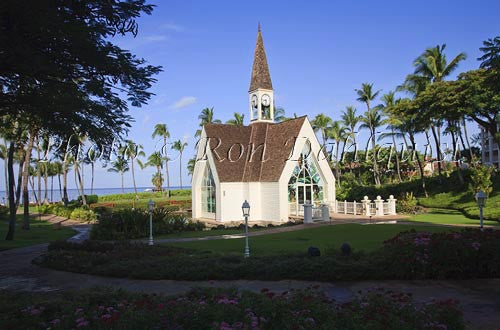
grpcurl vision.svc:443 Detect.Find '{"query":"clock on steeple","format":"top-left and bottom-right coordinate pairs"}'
top-left (248, 24), bottom-right (274, 123)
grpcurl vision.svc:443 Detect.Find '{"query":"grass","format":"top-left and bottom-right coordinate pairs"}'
top-left (418, 190), bottom-right (500, 221)
top-left (408, 208), bottom-right (500, 226)
top-left (163, 223), bottom-right (456, 255)
top-left (0, 216), bottom-right (76, 251)
top-left (155, 227), bottom-right (263, 239)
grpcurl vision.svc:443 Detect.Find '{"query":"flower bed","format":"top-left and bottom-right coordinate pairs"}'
top-left (0, 287), bottom-right (464, 329)
top-left (380, 228), bottom-right (500, 279)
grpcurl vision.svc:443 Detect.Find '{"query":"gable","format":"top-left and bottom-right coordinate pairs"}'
top-left (200, 117), bottom-right (306, 182)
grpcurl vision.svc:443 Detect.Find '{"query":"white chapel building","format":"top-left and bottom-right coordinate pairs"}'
top-left (191, 27), bottom-right (335, 223)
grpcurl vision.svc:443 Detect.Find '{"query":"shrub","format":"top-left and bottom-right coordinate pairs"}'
top-left (70, 207), bottom-right (97, 223)
top-left (377, 228), bottom-right (500, 279)
top-left (78, 194), bottom-right (99, 204)
top-left (397, 192), bottom-right (421, 214)
top-left (89, 207), bottom-right (205, 240)
top-left (0, 205), bottom-right (8, 219)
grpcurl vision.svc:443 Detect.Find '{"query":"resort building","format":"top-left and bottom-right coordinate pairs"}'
top-left (481, 124), bottom-right (500, 168)
top-left (191, 27), bottom-right (336, 223)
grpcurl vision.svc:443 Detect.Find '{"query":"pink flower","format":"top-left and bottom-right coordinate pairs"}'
top-left (472, 242), bottom-right (481, 251)
top-left (30, 309), bottom-right (41, 315)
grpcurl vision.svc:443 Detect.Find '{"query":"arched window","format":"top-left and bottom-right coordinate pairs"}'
top-left (288, 142), bottom-right (324, 206)
top-left (201, 163), bottom-right (216, 214)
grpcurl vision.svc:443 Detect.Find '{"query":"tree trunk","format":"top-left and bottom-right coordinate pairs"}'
top-left (22, 132), bottom-right (35, 230)
top-left (121, 171), bottom-right (124, 193)
top-left (462, 117), bottom-right (474, 162)
top-left (5, 141), bottom-right (17, 240)
top-left (62, 163), bottom-right (69, 206)
top-left (58, 173), bottom-right (62, 202)
top-left (179, 152), bottom-right (183, 189)
top-left (371, 128), bottom-right (380, 186)
top-left (43, 162), bottom-right (49, 204)
top-left (131, 159), bottom-right (137, 198)
top-left (430, 125), bottom-right (442, 176)
top-left (164, 137), bottom-right (170, 197)
top-left (91, 162), bottom-right (95, 195)
top-left (50, 174), bottom-right (54, 203)
top-left (15, 152), bottom-right (24, 210)
top-left (391, 128), bottom-right (402, 182)
top-left (3, 139), bottom-right (8, 207)
top-left (409, 132), bottom-right (428, 197)
top-left (36, 136), bottom-right (41, 207)
top-left (75, 162), bottom-right (86, 205)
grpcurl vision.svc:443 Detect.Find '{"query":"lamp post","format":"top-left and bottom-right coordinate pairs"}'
top-left (475, 191), bottom-right (487, 231)
top-left (148, 199), bottom-right (155, 245)
top-left (242, 200), bottom-right (250, 258)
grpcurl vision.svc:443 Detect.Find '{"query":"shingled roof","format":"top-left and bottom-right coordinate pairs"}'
top-left (203, 117), bottom-right (306, 182)
top-left (249, 25), bottom-right (273, 91)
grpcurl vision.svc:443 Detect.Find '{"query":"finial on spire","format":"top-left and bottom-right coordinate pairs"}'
top-left (258, 22), bottom-right (261, 32)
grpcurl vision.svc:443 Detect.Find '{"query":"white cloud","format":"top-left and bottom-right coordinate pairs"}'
top-left (160, 23), bottom-right (184, 32)
top-left (169, 96), bottom-right (196, 110)
top-left (143, 35), bottom-right (168, 42)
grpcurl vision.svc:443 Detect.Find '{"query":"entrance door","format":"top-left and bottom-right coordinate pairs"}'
top-left (297, 184), bottom-right (313, 205)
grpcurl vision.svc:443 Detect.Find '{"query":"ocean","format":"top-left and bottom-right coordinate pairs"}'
top-left (0, 186), bottom-right (191, 204)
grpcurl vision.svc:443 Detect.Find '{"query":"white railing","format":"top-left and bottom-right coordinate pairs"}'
top-left (331, 195), bottom-right (397, 216)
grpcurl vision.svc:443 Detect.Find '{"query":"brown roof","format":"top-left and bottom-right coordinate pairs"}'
top-left (204, 117), bottom-right (306, 182)
top-left (249, 26), bottom-right (273, 91)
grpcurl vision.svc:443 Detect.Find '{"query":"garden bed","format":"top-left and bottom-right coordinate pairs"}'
top-left (36, 228), bottom-right (500, 281)
top-left (0, 287), bottom-right (464, 329)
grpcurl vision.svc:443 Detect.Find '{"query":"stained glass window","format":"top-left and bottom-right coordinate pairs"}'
top-left (201, 163), bottom-right (216, 213)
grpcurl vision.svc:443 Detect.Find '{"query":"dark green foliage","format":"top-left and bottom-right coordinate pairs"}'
top-left (0, 287), bottom-right (464, 329)
top-left (78, 194), bottom-right (99, 204)
top-left (0, 205), bottom-right (8, 219)
top-left (89, 207), bottom-right (205, 240)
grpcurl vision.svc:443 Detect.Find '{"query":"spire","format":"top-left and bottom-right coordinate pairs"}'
top-left (249, 24), bottom-right (273, 91)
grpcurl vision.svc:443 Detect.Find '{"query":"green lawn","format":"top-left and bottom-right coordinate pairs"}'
top-left (155, 227), bottom-right (263, 240)
top-left (163, 223), bottom-right (456, 255)
top-left (0, 216), bottom-right (76, 251)
top-left (408, 208), bottom-right (500, 226)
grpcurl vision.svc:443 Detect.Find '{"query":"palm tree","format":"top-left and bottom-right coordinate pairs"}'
top-left (152, 123), bottom-right (170, 196)
top-left (187, 157), bottom-right (196, 177)
top-left (107, 156), bottom-right (129, 193)
top-left (86, 148), bottom-right (99, 195)
top-left (406, 44), bottom-right (467, 176)
top-left (326, 121), bottom-right (347, 183)
top-left (311, 113), bottom-right (333, 148)
top-left (146, 152), bottom-right (163, 191)
top-left (172, 140), bottom-right (188, 189)
top-left (195, 107), bottom-right (221, 137)
top-left (379, 91), bottom-right (403, 182)
top-left (226, 113), bottom-right (245, 126)
top-left (341, 106), bottom-right (362, 162)
top-left (356, 83), bottom-right (382, 185)
top-left (0, 142), bottom-right (7, 205)
top-left (151, 172), bottom-right (163, 192)
top-left (123, 140), bottom-right (145, 198)
top-left (274, 106), bottom-right (287, 123)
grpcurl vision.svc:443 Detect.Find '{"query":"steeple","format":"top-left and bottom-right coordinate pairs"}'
top-left (249, 24), bottom-right (273, 92)
top-left (249, 25), bottom-right (274, 123)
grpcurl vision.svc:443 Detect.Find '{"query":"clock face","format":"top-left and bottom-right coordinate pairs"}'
top-left (261, 94), bottom-right (270, 107)
top-left (251, 94), bottom-right (258, 107)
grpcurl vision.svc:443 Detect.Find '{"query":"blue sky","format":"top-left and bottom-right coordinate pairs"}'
top-left (3, 0), bottom-right (500, 191)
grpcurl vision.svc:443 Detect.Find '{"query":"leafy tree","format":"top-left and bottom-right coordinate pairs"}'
top-left (470, 164), bottom-right (494, 196)
top-left (152, 123), bottom-right (170, 195)
top-left (151, 172), bottom-right (163, 191)
top-left (404, 44), bottom-right (467, 176)
top-left (326, 121), bottom-right (347, 183)
top-left (274, 106), bottom-right (287, 123)
top-left (356, 83), bottom-right (382, 185)
top-left (226, 113), bottom-right (245, 126)
top-left (172, 140), bottom-right (188, 189)
top-left (1, 0), bottom-right (161, 240)
top-left (187, 157), bottom-right (196, 177)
